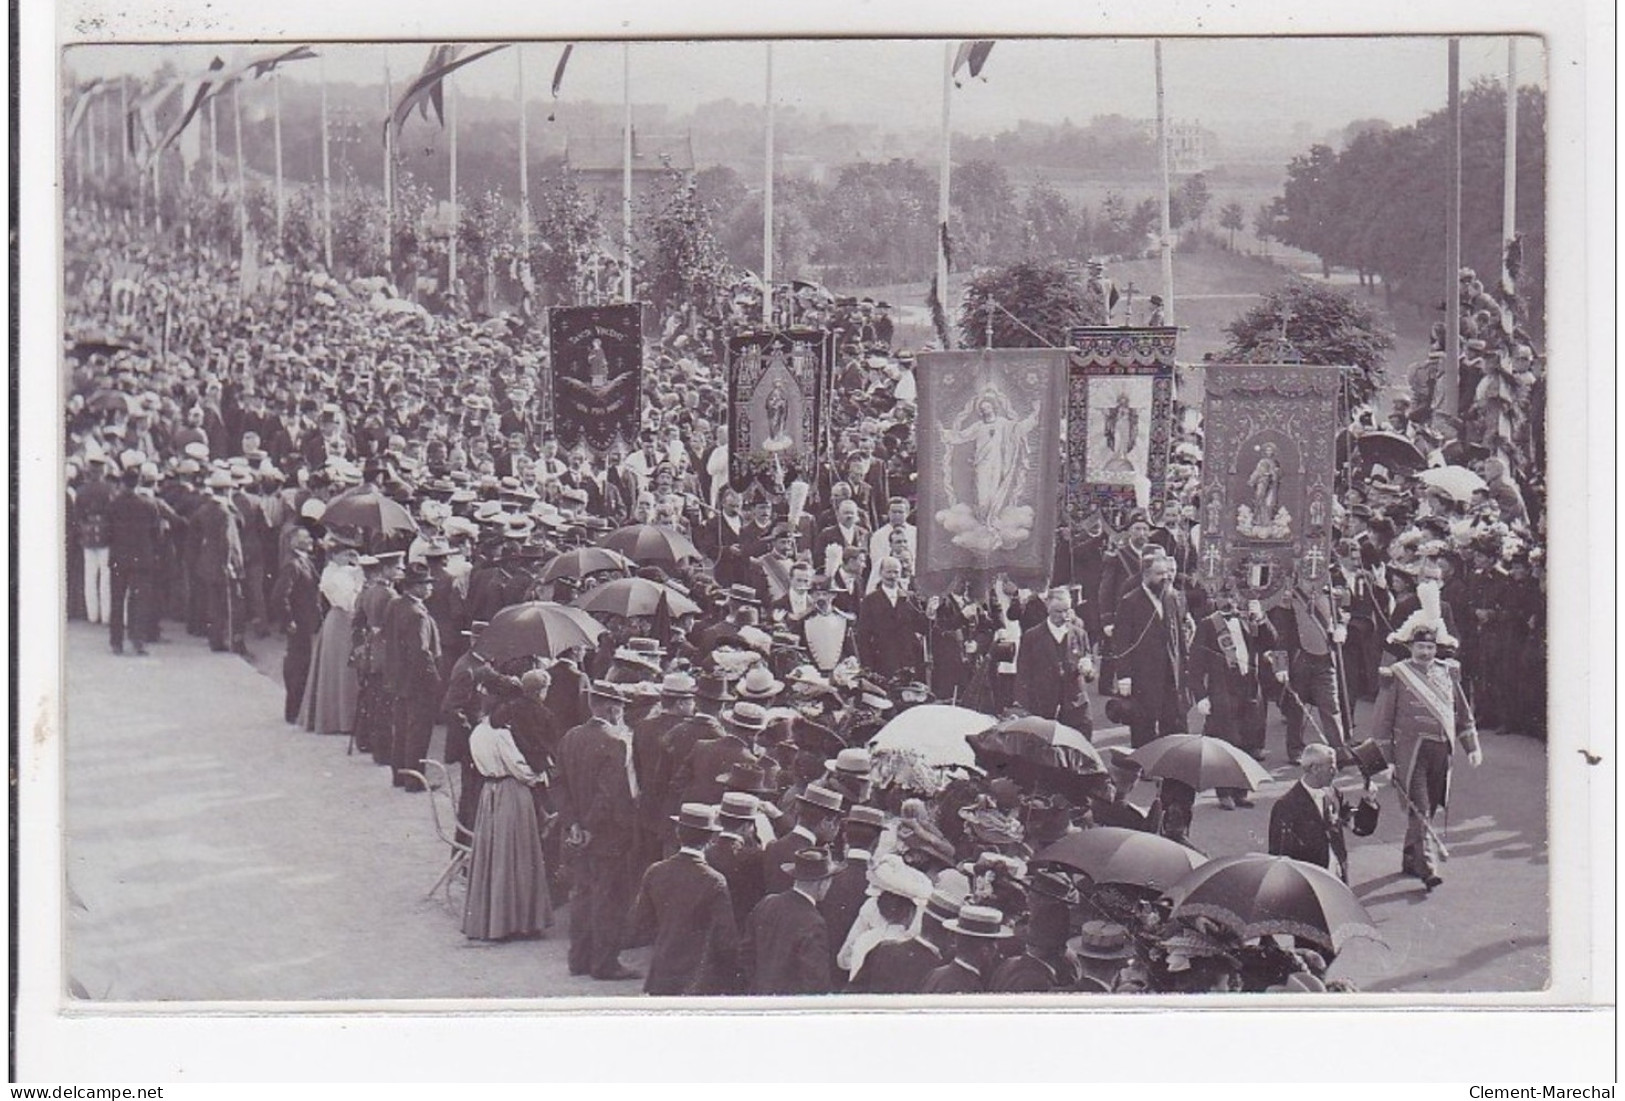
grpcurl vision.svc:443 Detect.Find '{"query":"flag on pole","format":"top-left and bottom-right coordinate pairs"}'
top-left (385, 43), bottom-right (511, 143)
top-left (951, 40), bottom-right (995, 87)
top-left (237, 45), bottom-right (319, 80)
top-left (65, 79), bottom-right (113, 140)
top-left (547, 43), bottom-right (574, 121)
top-left (152, 57), bottom-right (227, 159)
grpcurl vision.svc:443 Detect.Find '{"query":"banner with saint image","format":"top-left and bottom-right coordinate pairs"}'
top-left (1064, 326), bottom-right (1178, 530)
top-left (915, 349), bottom-right (1068, 597)
top-left (1199, 363), bottom-right (1343, 607)
top-left (547, 304), bottom-right (644, 458)
top-left (726, 328), bottom-right (827, 493)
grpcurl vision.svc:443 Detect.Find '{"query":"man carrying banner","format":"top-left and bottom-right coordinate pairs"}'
top-left (1368, 623), bottom-right (1483, 891)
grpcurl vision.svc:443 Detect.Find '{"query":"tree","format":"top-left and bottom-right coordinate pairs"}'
top-left (636, 168), bottom-right (731, 314)
top-left (1222, 280), bottom-right (1395, 402)
top-left (1219, 201), bottom-right (1246, 250)
top-left (958, 261), bottom-right (1086, 349)
top-left (529, 171), bottom-right (602, 307)
top-left (1021, 177), bottom-right (1082, 262)
top-left (1252, 200), bottom-right (1281, 257)
top-left (1177, 173), bottom-right (1212, 229)
top-left (950, 159), bottom-right (1021, 268)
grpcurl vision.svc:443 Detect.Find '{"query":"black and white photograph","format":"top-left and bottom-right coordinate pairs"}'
top-left (15, 0), bottom-right (1614, 1085)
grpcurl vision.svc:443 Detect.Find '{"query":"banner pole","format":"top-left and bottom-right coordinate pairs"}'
top-left (763, 42), bottom-right (775, 328)
top-left (937, 42), bottom-right (953, 349)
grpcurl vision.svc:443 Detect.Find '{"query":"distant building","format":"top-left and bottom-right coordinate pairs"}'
top-left (564, 130), bottom-right (696, 207)
top-left (1141, 119), bottom-right (1212, 174)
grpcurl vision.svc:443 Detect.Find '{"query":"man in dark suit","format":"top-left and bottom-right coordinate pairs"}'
top-left (1109, 550), bottom-right (1189, 748)
top-left (194, 469), bottom-right (248, 654)
top-left (383, 562), bottom-right (443, 792)
top-left (740, 848), bottom-right (841, 995)
top-left (1014, 587), bottom-right (1095, 736)
top-left (1190, 594), bottom-right (1278, 808)
top-left (1267, 744), bottom-right (1350, 882)
top-left (919, 904), bottom-right (1013, 994)
top-left (856, 556), bottom-right (928, 682)
top-left (812, 498), bottom-right (870, 582)
top-left (1267, 573), bottom-right (1350, 762)
top-left (269, 526), bottom-right (323, 724)
top-left (760, 783), bottom-right (845, 896)
top-left (555, 683), bottom-right (642, 982)
top-left (626, 804), bottom-right (741, 995)
top-left (106, 466), bottom-right (164, 656)
top-left (673, 701), bottom-right (766, 808)
top-left (630, 672), bottom-right (701, 869)
top-left (818, 805), bottom-right (884, 972)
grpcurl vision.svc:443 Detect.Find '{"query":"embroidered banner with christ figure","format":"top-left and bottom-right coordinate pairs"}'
top-left (915, 349), bottom-right (1068, 597)
top-left (1064, 326), bottom-right (1178, 531)
top-left (1199, 363), bottom-right (1343, 607)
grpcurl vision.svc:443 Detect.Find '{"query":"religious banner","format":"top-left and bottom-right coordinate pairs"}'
top-left (1198, 364), bottom-right (1343, 607)
top-left (915, 349), bottom-right (1068, 597)
top-left (726, 327), bottom-right (827, 493)
top-left (1064, 326), bottom-right (1178, 530)
top-left (547, 303), bottom-right (644, 458)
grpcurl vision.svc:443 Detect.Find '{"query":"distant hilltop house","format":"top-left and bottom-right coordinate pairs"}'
top-left (1139, 119), bottom-right (1212, 175)
top-left (565, 130), bottom-right (697, 206)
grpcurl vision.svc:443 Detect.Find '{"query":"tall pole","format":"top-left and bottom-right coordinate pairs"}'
top-left (448, 72), bottom-right (459, 300)
top-left (517, 43), bottom-right (531, 253)
top-left (273, 69), bottom-right (285, 247)
top-left (383, 52), bottom-right (394, 282)
top-left (118, 78), bottom-right (129, 171)
top-left (1442, 38), bottom-right (1462, 422)
top-left (762, 43), bottom-right (776, 325)
top-left (937, 41), bottom-right (953, 349)
top-left (622, 42), bottom-right (634, 303)
top-left (320, 55), bottom-right (333, 270)
top-left (1502, 38), bottom-right (1518, 256)
top-left (1155, 40), bottom-right (1175, 326)
top-left (209, 94), bottom-right (220, 193)
top-left (233, 82), bottom-right (248, 259)
top-left (762, 42), bottom-right (775, 327)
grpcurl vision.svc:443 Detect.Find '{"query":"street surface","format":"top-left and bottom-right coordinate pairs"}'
top-left (64, 621), bottom-right (1549, 1001)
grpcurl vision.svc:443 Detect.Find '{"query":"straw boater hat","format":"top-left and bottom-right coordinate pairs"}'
top-left (794, 783), bottom-right (846, 816)
top-left (659, 671), bottom-right (698, 698)
top-left (1072, 920), bottom-right (1137, 960)
top-left (670, 802), bottom-right (723, 833)
top-left (944, 903), bottom-right (1015, 940)
top-left (825, 746), bottom-right (873, 778)
top-left (736, 666), bottom-right (785, 701)
top-left (717, 762), bottom-right (780, 796)
top-left (717, 792), bottom-right (760, 822)
top-left (844, 804), bottom-right (887, 831)
top-left (721, 700), bottom-right (771, 734)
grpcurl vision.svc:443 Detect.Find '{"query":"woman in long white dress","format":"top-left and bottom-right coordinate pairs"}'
top-left (463, 719), bottom-right (553, 941)
top-left (298, 541), bottom-right (364, 736)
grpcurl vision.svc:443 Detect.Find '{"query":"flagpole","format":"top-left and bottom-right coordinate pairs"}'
top-left (152, 136), bottom-right (163, 234)
top-left (762, 42), bottom-right (775, 328)
top-left (383, 51), bottom-right (394, 283)
top-left (1442, 38), bottom-right (1462, 422)
top-left (448, 71), bottom-right (459, 302)
top-left (321, 54), bottom-right (333, 270)
top-left (938, 41), bottom-right (953, 349)
top-left (118, 78), bottom-right (129, 171)
top-left (622, 42), bottom-right (634, 303)
top-left (88, 96), bottom-right (100, 181)
top-left (1155, 40), bottom-right (1175, 326)
top-left (1502, 37), bottom-right (1518, 256)
top-left (273, 68), bottom-right (285, 247)
top-left (209, 94), bottom-right (220, 193)
top-left (517, 43), bottom-right (531, 254)
top-left (234, 82), bottom-right (248, 259)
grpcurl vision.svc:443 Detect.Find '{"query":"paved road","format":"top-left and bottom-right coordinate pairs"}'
top-left (64, 621), bottom-right (1548, 1001)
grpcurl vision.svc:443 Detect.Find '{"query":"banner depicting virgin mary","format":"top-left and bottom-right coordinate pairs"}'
top-left (547, 303), bottom-right (644, 457)
top-left (916, 349), bottom-right (1068, 597)
top-left (727, 328), bottom-right (827, 493)
top-left (1199, 363), bottom-right (1343, 606)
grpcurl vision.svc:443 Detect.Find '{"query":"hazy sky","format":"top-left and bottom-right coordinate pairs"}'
top-left (65, 36), bottom-right (1544, 138)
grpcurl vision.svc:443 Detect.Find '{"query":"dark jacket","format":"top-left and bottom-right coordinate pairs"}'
top-left (269, 553), bottom-right (323, 636)
top-left (849, 936), bottom-right (943, 994)
top-left (628, 850), bottom-right (741, 996)
top-left (741, 888), bottom-right (833, 995)
top-left (1015, 618), bottom-right (1093, 722)
top-left (1268, 780), bottom-right (1348, 875)
top-left (107, 489), bottom-right (165, 573)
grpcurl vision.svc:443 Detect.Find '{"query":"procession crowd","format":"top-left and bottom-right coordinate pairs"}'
top-left (64, 199), bottom-right (1547, 997)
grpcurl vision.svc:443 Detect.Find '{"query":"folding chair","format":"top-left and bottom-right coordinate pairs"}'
top-left (400, 761), bottom-right (472, 903)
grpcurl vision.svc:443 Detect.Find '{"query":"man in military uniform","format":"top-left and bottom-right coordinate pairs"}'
top-left (1369, 623), bottom-right (1483, 890)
